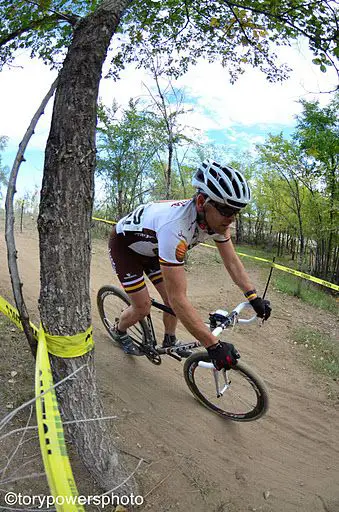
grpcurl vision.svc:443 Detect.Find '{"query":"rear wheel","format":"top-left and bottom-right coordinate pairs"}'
top-left (97, 285), bottom-right (149, 346)
top-left (184, 351), bottom-right (269, 421)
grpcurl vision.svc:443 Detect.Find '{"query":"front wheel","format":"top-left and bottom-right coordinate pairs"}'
top-left (183, 351), bottom-right (269, 421)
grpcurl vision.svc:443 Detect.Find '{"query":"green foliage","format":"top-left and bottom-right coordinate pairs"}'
top-left (273, 274), bottom-right (338, 314)
top-left (96, 79), bottom-right (201, 204)
top-left (15, 187), bottom-right (40, 215)
top-left (0, 1), bottom-right (338, 80)
top-left (147, 160), bottom-right (196, 200)
top-left (96, 99), bottom-right (158, 218)
top-left (294, 93), bottom-right (339, 195)
top-left (256, 133), bottom-right (311, 237)
top-left (117, 0), bottom-right (339, 82)
top-left (252, 95), bottom-right (338, 283)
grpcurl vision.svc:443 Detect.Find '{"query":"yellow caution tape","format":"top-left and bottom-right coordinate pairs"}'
top-left (0, 295), bottom-right (94, 356)
top-left (200, 242), bottom-right (339, 292)
top-left (35, 325), bottom-right (84, 512)
top-left (269, 262), bottom-right (339, 291)
top-left (0, 295), bottom-right (86, 509)
top-left (0, 294), bottom-right (39, 339)
top-left (92, 216), bottom-right (116, 225)
top-left (45, 326), bottom-right (94, 357)
top-left (91, 216), bottom-right (339, 292)
top-left (91, 217), bottom-right (338, 291)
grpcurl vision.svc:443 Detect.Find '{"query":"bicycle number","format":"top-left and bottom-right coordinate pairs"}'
top-left (122, 205), bottom-right (145, 232)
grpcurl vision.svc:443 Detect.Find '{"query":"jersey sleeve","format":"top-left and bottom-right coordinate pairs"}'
top-left (212, 227), bottom-right (232, 243)
top-left (213, 233), bottom-right (231, 243)
top-left (157, 221), bottom-right (189, 266)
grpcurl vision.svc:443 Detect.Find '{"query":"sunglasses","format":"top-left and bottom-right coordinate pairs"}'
top-left (210, 201), bottom-right (239, 217)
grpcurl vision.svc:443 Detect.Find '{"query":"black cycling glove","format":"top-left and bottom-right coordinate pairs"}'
top-left (250, 297), bottom-right (271, 320)
top-left (244, 290), bottom-right (271, 320)
top-left (207, 341), bottom-right (240, 371)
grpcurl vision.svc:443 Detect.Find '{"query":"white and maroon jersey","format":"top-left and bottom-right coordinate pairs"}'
top-left (116, 199), bottom-right (228, 266)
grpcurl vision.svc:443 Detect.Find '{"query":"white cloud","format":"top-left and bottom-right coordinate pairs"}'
top-left (0, 39), bottom-right (336, 198)
top-left (175, 39), bottom-right (337, 129)
top-left (1, 40), bottom-right (336, 143)
top-left (0, 55), bottom-right (57, 145)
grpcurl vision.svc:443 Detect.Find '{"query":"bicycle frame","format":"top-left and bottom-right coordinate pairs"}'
top-left (145, 299), bottom-right (257, 367)
top-left (97, 285), bottom-right (269, 420)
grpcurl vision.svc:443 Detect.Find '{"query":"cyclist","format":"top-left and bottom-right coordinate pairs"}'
top-left (108, 160), bottom-right (271, 370)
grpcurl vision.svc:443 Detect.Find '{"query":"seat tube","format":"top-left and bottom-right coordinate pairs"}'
top-left (146, 314), bottom-right (156, 346)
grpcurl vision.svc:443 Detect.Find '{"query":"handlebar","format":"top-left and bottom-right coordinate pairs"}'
top-left (232, 301), bottom-right (257, 324)
top-left (210, 301), bottom-right (257, 338)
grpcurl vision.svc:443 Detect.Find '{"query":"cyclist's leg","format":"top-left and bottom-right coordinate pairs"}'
top-left (145, 264), bottom-right (177, 336)
top-left (146, 264), bottom-right (191, 356)
top-left (153, 278), bottom-right (191, 356)
top-left (153, 280), bottom-right (178, 336)
top-left (108, 228), bottom-right (151, 353)
top-left (118, 287), bottom-right (151, 332)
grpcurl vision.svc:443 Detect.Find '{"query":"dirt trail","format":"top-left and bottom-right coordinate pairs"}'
top-left (0, 228), bottom-right (338, 512)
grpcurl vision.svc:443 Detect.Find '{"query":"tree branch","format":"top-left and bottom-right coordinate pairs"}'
top-left (222, 0), bottom-right (336, 45)
top-left (24, 0), bottom-right (80, 24)
top-left (0, 15), bottom-right (62, 47)
top-left (5, 76), bottom-right (59, 358)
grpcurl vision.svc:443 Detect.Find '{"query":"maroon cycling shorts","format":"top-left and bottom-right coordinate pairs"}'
top-left (108, 226), bottom-right (163, 294)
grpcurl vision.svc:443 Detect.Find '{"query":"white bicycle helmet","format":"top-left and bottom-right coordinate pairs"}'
top-left (192, 160), bottom-right (251, 209)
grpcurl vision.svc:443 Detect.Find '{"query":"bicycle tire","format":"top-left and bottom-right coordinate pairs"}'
top-left (97, 285), bottom-right (150, 348)
top-left (183, 351), bottom-right (269, 421)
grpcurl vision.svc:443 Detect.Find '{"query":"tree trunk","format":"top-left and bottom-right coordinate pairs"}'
top-left (247, 216), bottom-right (252, 243)
top-left (37, 0), bottom-right (136, 493)
top-left (236, 212), bottom-right (243, 244)
top-left (165, 141), bottom-right (173, 199)
top-left (277, 232), bottom-right (281, 257)
top-left (325, 159), bottom-right (337, 279)
top-left (333, 247), bottom-right (339, 285)
top-left (290, 234), bottom-right (294, 256)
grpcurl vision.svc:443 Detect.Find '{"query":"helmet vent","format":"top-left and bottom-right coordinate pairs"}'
top-left (210, 168), bottom-right (233, 197)
top-left (207, 179), bottom-right (223, 199)
top-left (196, 170), bottom-right (205, 182)
top-left (228, 198), bottom-right (247, 208)
top-left (232, 179), bottom-right (241, 199)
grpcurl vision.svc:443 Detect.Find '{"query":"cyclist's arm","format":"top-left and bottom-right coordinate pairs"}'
top-left (216, 237), bottom-right (255, 293)
top-left (160, 265), bottom-right (217, 348)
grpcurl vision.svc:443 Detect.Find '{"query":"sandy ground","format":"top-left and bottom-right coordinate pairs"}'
top-left (0, 225), bottom-right (338, 512)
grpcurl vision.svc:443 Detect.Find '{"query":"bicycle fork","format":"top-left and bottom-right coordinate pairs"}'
top-left (198, 361), bottom-right (231, 398)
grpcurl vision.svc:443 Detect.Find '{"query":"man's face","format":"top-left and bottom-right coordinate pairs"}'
top-left (204, 200), bottom-right (238, 234)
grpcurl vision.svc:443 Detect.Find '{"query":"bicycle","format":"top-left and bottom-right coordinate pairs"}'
top-left (97, 285), bottom-right (269, 422)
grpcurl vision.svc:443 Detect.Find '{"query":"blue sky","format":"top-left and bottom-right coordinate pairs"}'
top-left (0, 38), bottom-right (337, 203)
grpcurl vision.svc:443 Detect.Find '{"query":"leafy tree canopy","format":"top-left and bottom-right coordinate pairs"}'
top-left (0, 0), bottom-right (338, 82)
top-left (294, 93), bottom-right (339, 168)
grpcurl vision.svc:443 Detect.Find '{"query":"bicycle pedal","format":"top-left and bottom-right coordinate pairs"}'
top-left (168, 351), bottom-right (182, 361)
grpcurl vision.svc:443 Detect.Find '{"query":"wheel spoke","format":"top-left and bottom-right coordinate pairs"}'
top-left (98, 287), bottom-right (146, 344)
top-left (184, 354), bottom-right (268, 421)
